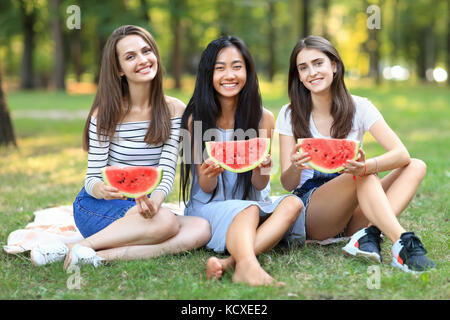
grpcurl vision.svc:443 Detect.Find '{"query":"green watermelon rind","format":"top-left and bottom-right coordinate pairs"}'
top-left (205, 138), bottom-right (271, 173)
top-left (298, 138), bottom-right (360, 174)
top-left (101, 166), bottom-right (163, 199)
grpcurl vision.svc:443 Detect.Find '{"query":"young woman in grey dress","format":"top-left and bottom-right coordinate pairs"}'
top-left (180, 36), bottom-right (304, 286)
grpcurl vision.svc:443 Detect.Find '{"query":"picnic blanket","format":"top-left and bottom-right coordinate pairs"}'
top-left (3, 199), bottom-right (349, 255)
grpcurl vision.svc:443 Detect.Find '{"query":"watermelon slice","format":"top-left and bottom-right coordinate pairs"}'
top-left (205, 137), bottom-right (270, 173)
top-left (101, 166), bottom-right (163, 198)
top-left (298, 138), bottom-right (360, 173)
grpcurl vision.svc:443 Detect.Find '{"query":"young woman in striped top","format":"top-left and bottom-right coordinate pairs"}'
top-left (30, 25), bottom-right (211, 268)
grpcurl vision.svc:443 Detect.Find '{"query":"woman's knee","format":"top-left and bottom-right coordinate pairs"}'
top-left (280, 196), bottom-right (303, 224)
top-left (407, 158), bottom-right (427, 181)
top-left (145, 208), bottom-right (180, 241)
top-left (243, 204), bottom-right (260, 218)
top-left (184, 217), bottom-right (211, 249)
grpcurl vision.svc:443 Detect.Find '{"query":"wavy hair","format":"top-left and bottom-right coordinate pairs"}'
top-left (82, 25), bottom-right (170, 151)
top-left (288, 35), bottom-right (355, 139)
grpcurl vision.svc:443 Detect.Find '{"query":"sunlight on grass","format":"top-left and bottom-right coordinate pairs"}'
top-left (2, 135), bottom-right (81, 165)
top-left (1, 85), bottom-right (449, 300)
top-left (390, 96), bottom-right (410, 110)
top-left (407, 129), bottom-right (448, 141)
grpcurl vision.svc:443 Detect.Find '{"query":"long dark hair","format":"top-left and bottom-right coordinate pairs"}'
top-left (82, 25), bottom-right (170, 151)
top-left (180, 36), bottom-right (263, 204)
top-left (287, 35), bottom-right (355, 139)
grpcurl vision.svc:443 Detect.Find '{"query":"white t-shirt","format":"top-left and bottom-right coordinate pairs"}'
top-left (274, 95), bottom-right (383, 188)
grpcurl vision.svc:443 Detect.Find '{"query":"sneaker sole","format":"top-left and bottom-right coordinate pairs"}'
top-left (390, 257), bottom-right (433, 274)
top-left (342, 245), bottom-right (381, 264)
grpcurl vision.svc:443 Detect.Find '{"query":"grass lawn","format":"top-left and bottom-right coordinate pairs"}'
top-left (0, 81), bottom-right (449, 300)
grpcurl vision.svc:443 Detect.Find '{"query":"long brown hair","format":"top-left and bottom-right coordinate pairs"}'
top-left (82, 25), bottom-right (170, 151)
top-left (287, 35), bottom-right (355, 139)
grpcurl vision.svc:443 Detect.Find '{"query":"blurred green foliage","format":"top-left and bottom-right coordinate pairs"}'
top-left (0, 0), bottom-right (448, 89)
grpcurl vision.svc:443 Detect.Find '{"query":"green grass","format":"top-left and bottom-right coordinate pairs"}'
top-left (1, 82), bottom-right (449, 300)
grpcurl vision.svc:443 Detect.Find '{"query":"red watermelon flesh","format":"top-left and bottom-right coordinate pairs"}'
top-left (298, 138), bottom-right (360, 173)
top-left (101, 166), bottom-right (163, 198)
top-left (205, 138), bottom-right (270, 173)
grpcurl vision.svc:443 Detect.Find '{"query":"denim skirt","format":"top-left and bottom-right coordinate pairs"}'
top-left (73, 187), bottom-right (136, 238)
top-left (292, 170), bottom-right (341, 239)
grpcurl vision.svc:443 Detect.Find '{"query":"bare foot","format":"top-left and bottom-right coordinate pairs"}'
top-left (206, 256), bottom-right (235, 280)
top-left (232, 258), bottom-right (284, 287)
top-left (206, 257), bottom-right (223, 280)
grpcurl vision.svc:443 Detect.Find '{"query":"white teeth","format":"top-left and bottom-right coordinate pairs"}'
top-left (137, 66), bottom-right (151, 73)
top-left (222, 83), bottom-right (237, 87)
top-left (310, 79), bottom-right (322, 84)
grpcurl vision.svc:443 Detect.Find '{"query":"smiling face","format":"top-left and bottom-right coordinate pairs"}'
top-left (213, 46), bottom-right (247, 102)
top-left (116, 34), bottom-right (158, 85)
top-left (296, 48), bottom-right (337, 95)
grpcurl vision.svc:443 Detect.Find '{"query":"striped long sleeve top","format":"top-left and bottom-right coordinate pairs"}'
top-left (85, 116), bottom-right (182, 198)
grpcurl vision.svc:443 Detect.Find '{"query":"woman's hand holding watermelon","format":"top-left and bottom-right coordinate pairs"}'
top-left (291, 142), bottom-right (312, 171)
top-left (342, 148), bottom-right (366, 176)
top-left (135, 195), bottom-right (158, 219)
top-left (93, 182), bottom-right (127, 200)
top-left (256, 154), bottom-right (273, 175)
top-left (201, 158), bottom-right (225, 179)
top-left (196, 159), bottom-right (225, 194)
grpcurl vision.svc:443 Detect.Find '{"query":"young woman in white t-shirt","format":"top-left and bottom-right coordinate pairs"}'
top-left (275, 36), bottom-right (436, 273)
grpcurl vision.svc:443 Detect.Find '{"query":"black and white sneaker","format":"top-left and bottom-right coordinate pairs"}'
top-left (342, 225), bottom-right (382, 263)
top-left (391, 232), bottom-right (437, 273)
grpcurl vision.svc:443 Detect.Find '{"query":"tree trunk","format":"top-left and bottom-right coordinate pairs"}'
top-left (19, 0), bottom-right (36, 90)
top-left (267, 0), bottom-right (276, 82)
top-left (72, 29), bottom-right (83, 82)
top-left (364, 1), bottom-right (380, 84)
top-left (393, 0), bottom-right (400, 59)
top-left (368, 28), bottom-right (380, 84)
top-left (172, 19), bottom-right (182, 89)
top-left (0, 72), bottom-right (17, 147)
top-left (322, 0), bottom-right (330, 39)
top-left (170, 0), bottom-right (183, 89)
top-left (417, 30), bottom-right (427, 81)
top-left (218, 0), bottom-right (233, 36)
top-left (302, 0), bottom-right (310, 38)
top-left (139, 0), bottom-right (151, 24)
top-left (50, 0), bottom-right (66, 90)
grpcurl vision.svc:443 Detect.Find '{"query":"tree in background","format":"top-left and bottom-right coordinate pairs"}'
top-left (364, 0), bottom-right (380, 84)
top-left (169, 0), bottom-right (185, 89)
top-left (0, 0), bottom-right (448, 89)
top-left (50, 0), bottom-right (65, 90)
top-left (0, 71), bottom-right (16, 147)
top-left (18, 0), bottom-right (37, 89)
top-left (302, 0), bottom-right (310, 38)
top-left (267, 0), bottom-right (277, 82)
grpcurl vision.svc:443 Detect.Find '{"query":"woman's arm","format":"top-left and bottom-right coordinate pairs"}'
top-left (84, 111), bottom-right (126, 200)
top-left (279, 134), bottom-right (310, 191)
top-left (363, 118), bottom-right (411, 174)
top-left (251, 108), bottom-right (274, 191)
